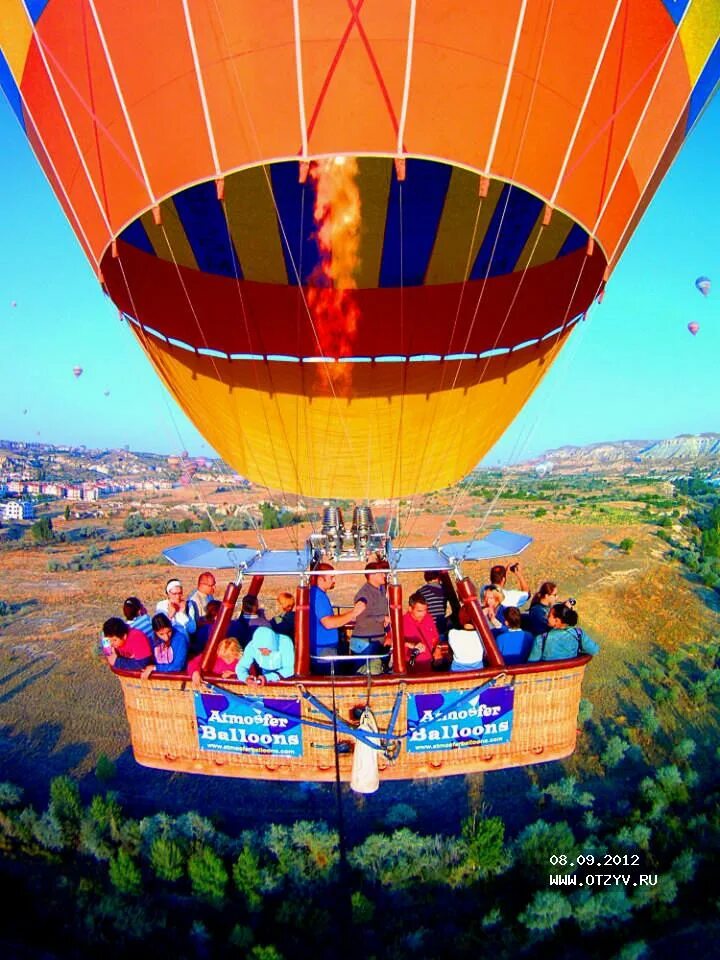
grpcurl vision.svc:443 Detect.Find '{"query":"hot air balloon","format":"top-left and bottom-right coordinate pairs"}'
top-left (22, 408), bottom-right (28, 415)
top-left (3, 2), bottom-right (717, 501)
top-left (72, 366), bottom-right (83, 379)
top-left (695, 276), bottom-right (711, 297)
top-left (103, 390), bottom-right (110, 397)
top-left (10, 301), bottom-right (17, 308)
top-left (3, 3), bottom-right (718, 784)
top-left (688, 322), bottom-right (700, 336)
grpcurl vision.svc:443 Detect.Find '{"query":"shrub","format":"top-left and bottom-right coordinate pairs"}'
top-left (383, 803), bottom-right (418, 829)
top-left (514, 820), bottom-right (577, 882)
top-left (640, 708), bottom-right (660, 734)
top-left (518, 890), bottom-right (572, 933)
top-left (673, 738), bottom-right (696, 763)
top-left (618, 538), bottom-right (635, 553)
top-left (578, 699), bottom-right (594, 724)
top-left (0, 782), bottom-right (23, 807)
top-left (0, 599), bottom-right (10, 617)
top-left (94, 754), bottom-right (117, 785)
top-left (351, 891), bottom-right (375, 925)
top-left (601, 736), bottom-right (631, 768)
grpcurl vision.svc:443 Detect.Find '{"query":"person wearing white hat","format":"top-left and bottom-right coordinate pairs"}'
top-left (155, 578), bottom-right (197, 638)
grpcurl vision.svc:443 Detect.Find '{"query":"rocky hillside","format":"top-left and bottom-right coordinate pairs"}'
top-left (516, 433), bottom-right (720, 474)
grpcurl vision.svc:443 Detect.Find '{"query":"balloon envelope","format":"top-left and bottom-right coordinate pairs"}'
top-left (3, 4), bottom-right (719, 498)
top-left (695, 277), bottom-right (711, 297)
top-left (72, 367), bottom-right (83, 378)
top-left (688, 322), bottom-right (700, 336)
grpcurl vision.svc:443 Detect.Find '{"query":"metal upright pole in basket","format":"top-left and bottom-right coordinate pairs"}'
top-left (329, 658), bottom-right (352, 939)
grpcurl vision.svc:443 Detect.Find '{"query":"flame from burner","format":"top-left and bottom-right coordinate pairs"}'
top-left (308, 157), bottom-right (362, 391)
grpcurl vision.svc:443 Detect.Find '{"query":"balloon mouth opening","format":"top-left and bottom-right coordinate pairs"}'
top-left (102, 157), bottom-right (605, 362)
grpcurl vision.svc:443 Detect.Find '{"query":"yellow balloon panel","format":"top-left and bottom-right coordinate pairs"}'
top-left (136, 333), bottom-right (570, 500)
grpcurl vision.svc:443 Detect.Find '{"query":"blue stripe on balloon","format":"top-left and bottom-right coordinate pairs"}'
top-left (470, 186), bottom-right (544, 279)
top-left (0, 53), bottom-right (25, 131)
top-left (173, 181), bottom-right (243, 279)
top-left (379, 159), bottom-right (452, 287)
top-left (557, 222), bottom-right (588, 258)
top-left (686, 39), bottom-right (720, 133)
top-left (658, 0), bottom-right (689, 26)
top-left (26, 0), bottom-right (52, 24)
top-left (270, 162), bottom-right (318, 286)
top-left (119, 218), bottom-right (155, 256)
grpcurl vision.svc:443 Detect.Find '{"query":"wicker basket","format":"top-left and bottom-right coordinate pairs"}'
top-left (116, 658), bottom-right (587, 781)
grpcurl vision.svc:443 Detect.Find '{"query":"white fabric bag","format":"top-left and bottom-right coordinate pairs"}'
top-left (350, 707), bottom-right (380, 794)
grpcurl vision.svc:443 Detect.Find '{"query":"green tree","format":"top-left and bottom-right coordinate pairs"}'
top-left (95, 754), bottom-right (117, 785)
top-left (461, 814), bottom-right (511, 877)
top-left (49, 775), bottom-right (82, 846)
top-left (30, 516), bottom-right (53, 543)
top-left (618, 537), bottom-right (635, 553)
top-left (150, 836), bottom-right (185, 883)
top-left (233, 845), bottom-right (264, 912)
top-left (259, 502), bottom-right (282, 529)
top-left (109, 849), bottom-right (143, 895)
top-left (64, 503), bottom-right (71, 521)
top-left (188, 845), bottom-right (228, 906)
top-left (601, 736), bottom-right (631, 768)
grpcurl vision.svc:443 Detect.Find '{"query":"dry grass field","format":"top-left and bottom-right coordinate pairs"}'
top-left (0, 479), bottom-right (717, 834)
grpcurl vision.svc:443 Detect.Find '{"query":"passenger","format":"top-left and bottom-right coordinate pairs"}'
top-left (150, 612), bottom-right (189, 673)
top-left (187, 571), bottom-right (217, 622)
top-left (495, 606), bottom-right (534, 664)
top-left (232, 594), bottom-right (271, 648)
top-left (350, 561), bottom-right (391, 674)
top-left (417, 571), bottom-right (449, 634)
top-left (402, 593), bottom-right (438, 672)
top-left (189, 599), bottom-right (222, 658)
top-left (481, 586), bottom-right (506, 631)
top-left (272, 591), bottom-right (296, 638)
top-left (235, 625), bottom-right (294, 685)
top-left (156, 579), bottom-right (197, 638)
top-left (188, 636), bottom-right (241, 690)
top-left (528, 603), bottom-right (600, 662)
top-left (122, 596), bottom-right (154, 641)
top-left (525, 581), bottom-right (559, 636)
top-left (488, 561), bottom-right (530, 611)
top-left (448, 620), bottom-right (485, 672)
top-left (102, 617), bottom-right (153, 674)
top-left (309, 564), bottom-right (367, 672)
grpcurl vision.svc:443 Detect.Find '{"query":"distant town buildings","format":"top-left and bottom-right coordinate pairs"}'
top-left (2, 500), bottom-right (34, 521)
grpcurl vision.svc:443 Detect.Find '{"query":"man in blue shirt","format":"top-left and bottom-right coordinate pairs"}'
top-left (309, 563), bottom-right (367, 674)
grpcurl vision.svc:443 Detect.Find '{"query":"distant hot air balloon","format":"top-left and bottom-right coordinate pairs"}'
top-left (22, 408), bottom-right (27, 415)
top-left (72, 366), bottom-right (83, 379)
top-left (688, 322), bottom-right (700, 336)
top-left (10, 301), bottom-right (17, 308)
top-left (103, 390), bottom-right (110, 397)
top-left (2, 6), bottom-right (719, 498)
top-left (695, 277), bottom-right (711, 297)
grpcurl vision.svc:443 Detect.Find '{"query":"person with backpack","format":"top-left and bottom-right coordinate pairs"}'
top-left (527, 603), bottom-right (600, 662)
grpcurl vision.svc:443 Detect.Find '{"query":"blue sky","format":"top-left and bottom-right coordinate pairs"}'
top-left (1, 91), bottom-right (718, 467)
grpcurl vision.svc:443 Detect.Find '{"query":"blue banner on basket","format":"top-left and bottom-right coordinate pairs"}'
top-left (194, 685), bottom-right (303, 757)
top-left (406, 685), bottom-right (514, 753)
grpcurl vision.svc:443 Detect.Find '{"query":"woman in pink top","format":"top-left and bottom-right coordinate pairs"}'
top-left (189, 637), bottom-right (242, 690)
top-left (402, 593), bottom-right (439, 672)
